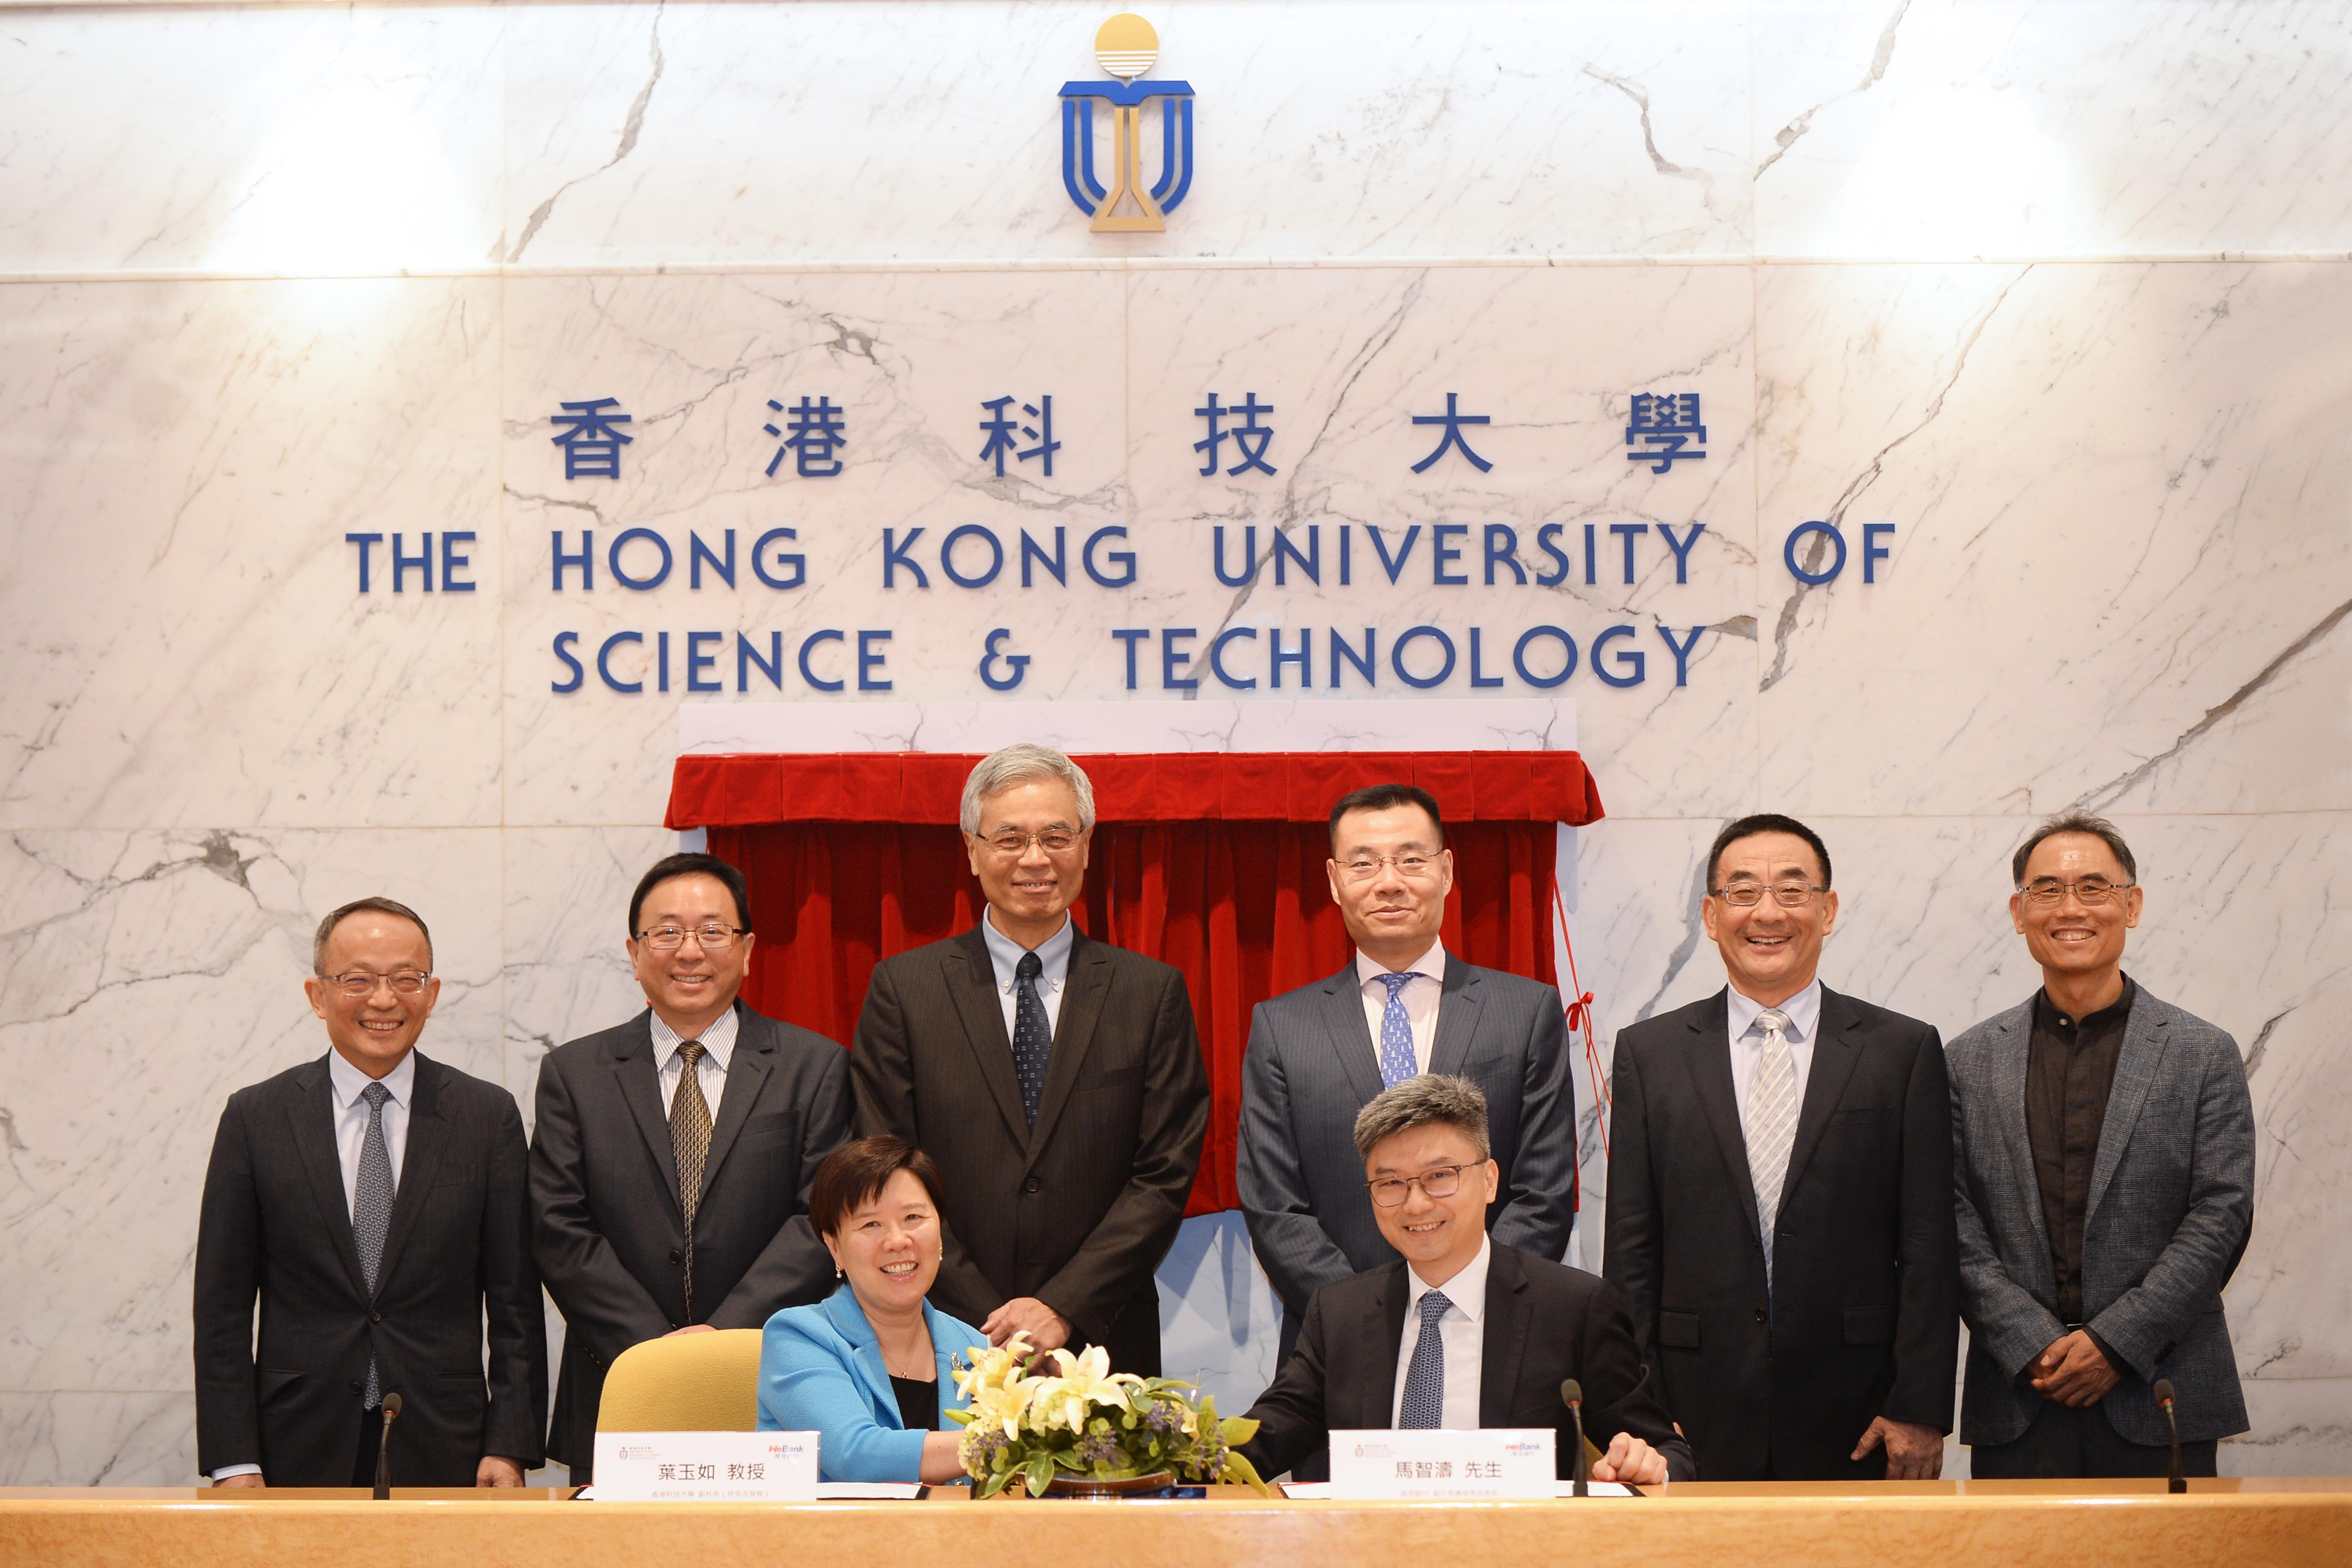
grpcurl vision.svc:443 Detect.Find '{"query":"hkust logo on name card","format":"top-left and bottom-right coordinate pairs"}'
top-left (1326, 1428), bottom-right (1556, 1499)
top-left (592, 1431), bottom-right (818, 1501)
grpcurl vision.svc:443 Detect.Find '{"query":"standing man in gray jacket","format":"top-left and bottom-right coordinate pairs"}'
top-left (1948, 812), bottom-right (2255, 1478)
top-left (1237, 783), bottom-right (1579, 1371)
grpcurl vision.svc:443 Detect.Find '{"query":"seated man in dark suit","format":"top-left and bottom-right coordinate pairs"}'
top-left (195, 897), bottom-right (544, 1487)
top-left (531, 852), bottom-right (853, 1481)
top-left (1240, 1075), bottom-right (1692, 1484)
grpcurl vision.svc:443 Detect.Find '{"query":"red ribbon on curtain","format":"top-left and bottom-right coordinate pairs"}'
top-left (677, 750), bottom-right (1603, 1216)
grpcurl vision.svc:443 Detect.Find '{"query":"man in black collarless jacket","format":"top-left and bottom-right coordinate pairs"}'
top-left (195, 898), bottom-right (544, 1488)
top-left (531, 852), bottom-right (851, 1481)
top-left (852, 745), bottom-right (1209, 1377)
top-left (1605, 814), bottom-right (1957, 1481)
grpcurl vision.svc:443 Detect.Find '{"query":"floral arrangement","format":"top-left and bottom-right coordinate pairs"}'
top-left (947, 1335), bottom-right (1269, 1498)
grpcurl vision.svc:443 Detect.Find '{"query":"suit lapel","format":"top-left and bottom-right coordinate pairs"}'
top-left (1426, 960), bottom-right (1485, 1077)
top-left (1317, 964), bottom-right (1387, 1106)
top-left (2088, 991), bottom-right (2169, 1221)
top-left (373, 1052), bottom-right (448, 1292)
top-left (611, 1014), bottom-right (682, 1217)
top-left (1986, 1004), bottom-right (2052, 1265)
top-left (824, 1289), bottom-right (899, 1423)
top-left (1477, 1247), bottom-right (1532, 1428)
top-left (1358, 1266), bottom-right (1411, 1431)
top-left (697, 1003), bottom-right (773, 1200)
top-left (944, 925), bottom-right (1031, 1148)
top-left (1782, 986), bottom-right (1865, 1202)
top-left (287, 1057), bottom-right (370, 1301)
top-left (1026, 929), bottom-right (1112, 1164)
top-left (1681, 991), bottom-right (1761, 1241)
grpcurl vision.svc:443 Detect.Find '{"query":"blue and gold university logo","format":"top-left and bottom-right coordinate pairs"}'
top-left (1059, 14), bottom-right (1194, 232)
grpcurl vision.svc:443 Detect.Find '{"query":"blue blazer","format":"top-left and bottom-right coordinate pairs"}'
top-left (758, 1286), bottom-right (984, 1482)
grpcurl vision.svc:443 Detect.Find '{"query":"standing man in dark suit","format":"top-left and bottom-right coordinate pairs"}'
top-left (195, 898), bottom-right (544, 1487)
top-left (1241, 1075), bottom-right (1690, 1483)
top-left (853, 744), bottom-right (1209, 1375)
top-left (1950, 812), bottom-right (2254, 1478)
top-left (1238, 782), bottom-right (1578, 1368)
top-left (531, 852), bottom-right (852, 1480)
top-left (1605, 814), bottom-right (1957, 1480)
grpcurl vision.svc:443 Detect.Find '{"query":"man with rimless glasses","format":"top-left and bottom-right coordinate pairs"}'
top-left (852, 745), bottom-right (1209, 1377)
top-left (1948, 812), bottom-right (2253, 1479)
top-left (1605, 814), bottom-right (1958, 1481)
top-left (529, 852), bottom-right (851, 1480)
top-left (195, 898), bottom-right (545, 1488)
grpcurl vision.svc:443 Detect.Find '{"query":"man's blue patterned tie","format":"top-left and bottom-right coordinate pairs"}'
top-left (1376, 972), bottom-right (1425, 1088)
top-left (1397, 1290), bottom-right (1453, 1429)
top-left (1013, 951), bottom-right (1053, 1125)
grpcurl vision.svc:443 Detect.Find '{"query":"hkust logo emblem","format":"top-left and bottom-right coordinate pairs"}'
top-left (1060, 13), bottom-right (1194, 232)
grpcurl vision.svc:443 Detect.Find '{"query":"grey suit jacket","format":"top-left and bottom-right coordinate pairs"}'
top-left (1947, 985), bottom-right (2254, 1446)
top-left (1236, 956), bottom-right (1578, 1323)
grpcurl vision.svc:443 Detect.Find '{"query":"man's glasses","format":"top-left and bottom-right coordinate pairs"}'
top-left (636, 924), bottom-right (747, 952)
top-left (1365, 1162), bottom-right (1477, 1207)
top-left (2015, 878), bottom-right (2134, 907)
top-left (1709, 882), bottom-right (1827, 908)
top-left (977, 828), bottom-right (1082, 857)
top-left (1336, 854), bottom-right (1440, 883)
top-left (318, 970), bottom-right (431, 998)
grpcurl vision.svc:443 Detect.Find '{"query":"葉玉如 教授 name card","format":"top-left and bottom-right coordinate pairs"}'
top-left (590, 1431), bottom-right (818, 1501)
top-left (1325, 1429), bottom-right (1555, 1499)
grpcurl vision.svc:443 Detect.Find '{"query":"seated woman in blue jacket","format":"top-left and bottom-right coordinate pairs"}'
top-left (759, 1136), bottom-right (986, 1484)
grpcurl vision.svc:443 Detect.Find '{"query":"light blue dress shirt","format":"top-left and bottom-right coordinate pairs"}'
top-left (978, 908), bottom-right (1075, 1037)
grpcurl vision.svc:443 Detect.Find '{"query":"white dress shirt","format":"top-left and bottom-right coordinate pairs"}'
top-left (980, 907), bottom-right (1075, 1037)
top-left (651, 1004), bottom-right (738, 1119)
top-left (326, 1047), bottom-right (416, 1217)
top-left (1726, 979), bottom-right (1823, 1122)
top-left (1389, 1233), bottom-right (1490, 1431)
top-left (1356, 941), bottom-right (1447, 1075)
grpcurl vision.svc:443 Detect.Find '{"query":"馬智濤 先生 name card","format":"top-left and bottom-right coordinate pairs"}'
top-left (590, 1431), bottom-right (818, 1501)
top-left (1325, 1428), bottom-right (1555, 1499)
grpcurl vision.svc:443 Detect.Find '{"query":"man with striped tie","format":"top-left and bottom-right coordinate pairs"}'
top-left (1238, 783), bottom-right (1580, 1377)
top-left (1604, 814), bottom-right (1958, 1480)
top-left (1239, 1075), bottom-right (1687, 1483)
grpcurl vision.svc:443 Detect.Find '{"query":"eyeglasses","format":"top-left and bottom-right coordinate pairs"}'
top-left (976, 828), bottom-right (1082, 857)
top-left (1365, 1162), bottom-right (1478, 1207)
top-left (636, 923), bottom-right (747, 952)
top-left (1709, 882), bottom-right (1827, 908)
top-left (1336, 853), bottom-right (1441, 883)
top-left (318, 970), bottom-right (431, 998)
top-left (2016, 878), bottom-right (2135, 907)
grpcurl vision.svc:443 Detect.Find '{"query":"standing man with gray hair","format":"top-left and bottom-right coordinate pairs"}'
top-left (1950, 812), bottom-right (2254, 1478)
top-left (851, 744), bottom-right (1209, 1375)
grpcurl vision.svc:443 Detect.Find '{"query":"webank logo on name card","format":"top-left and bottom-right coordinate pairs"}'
top-left (591, 1431), bottom-right (818, 1501)
top-left (1059, 13), bottom-right (1194, 232)
top-left (1326, 1428), bottom-right (1556, 1499)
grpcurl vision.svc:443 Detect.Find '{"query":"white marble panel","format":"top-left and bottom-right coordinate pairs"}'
top-left (499, 270), bottom-right (1128, 825)
top-left (2227, 1378), bottom-right (2352, 1477)
top-left (0, 7), bottom-right (505, 274)
top-left (498, 1), bottom-right (1755, 266)
top-left (0, 1393), bottom-right (195, 1487)
top-left (0, 278), bottom-right (505, 830)
top-left (1753, 0), bottom-right (2352, 259)
top-left (1753, 261), bottom-right (2352, 817)
top-left (0, 828), bottom-right (504, 1398)
top-left (1126, 265), bottom-right (1760, 817)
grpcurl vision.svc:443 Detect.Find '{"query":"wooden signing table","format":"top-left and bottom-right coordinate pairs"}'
top-left (5, 1479), bottom-right (2349, 1568)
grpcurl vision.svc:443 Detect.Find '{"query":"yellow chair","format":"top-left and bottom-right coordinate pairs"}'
top-left (594, 1328), bottom-right (766, 1432)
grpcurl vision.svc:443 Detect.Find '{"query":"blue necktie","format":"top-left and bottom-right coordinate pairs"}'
top-left (1376, 972), bottom-right (1425, 1088)
top-left (1398, 1290), bottom-right (1453, 1429)
top-left (1012, 951), bottom-right (1053, 1125)
top-left (351, 1081), bottom-right (395, 1407)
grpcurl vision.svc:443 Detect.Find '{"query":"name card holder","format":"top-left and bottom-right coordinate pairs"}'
top-left (1325, 1428), bottom-right (1555, 1499)
top-left (591, 1431), bottom-right (819, 1501)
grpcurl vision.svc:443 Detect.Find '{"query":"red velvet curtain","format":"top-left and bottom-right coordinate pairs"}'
top-left (706, 818), bottom-right (1560, 1216)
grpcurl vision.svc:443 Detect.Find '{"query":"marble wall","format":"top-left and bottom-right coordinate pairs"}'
top-left (1, 0), bottom-right (2346, 1483)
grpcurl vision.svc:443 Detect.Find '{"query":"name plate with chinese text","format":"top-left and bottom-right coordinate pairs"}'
top-left (1325, 1428), bottom-right (1555, 1499)
top-left (591, 1431), bottom-right (819, 1501)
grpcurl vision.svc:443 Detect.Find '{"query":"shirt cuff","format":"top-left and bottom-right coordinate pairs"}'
top-left (211, 1464), bottom-right (263, 1482)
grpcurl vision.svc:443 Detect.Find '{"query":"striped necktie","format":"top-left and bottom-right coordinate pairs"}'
top-left (1744, 1008), bottom-right (1798, 1295)
top-left (670, 1042), bottom-right (712, 1320)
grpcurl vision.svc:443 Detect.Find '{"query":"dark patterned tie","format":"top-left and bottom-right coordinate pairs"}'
top-left (1012, 951), bottom-right (1053, 1125)
top-left (351, 1081), bottom-right (395, 1407)
top-left (670, 1042), bottom-right (712, 1321)
top-left (1397, 1290), bottom-right (1453, 1429)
